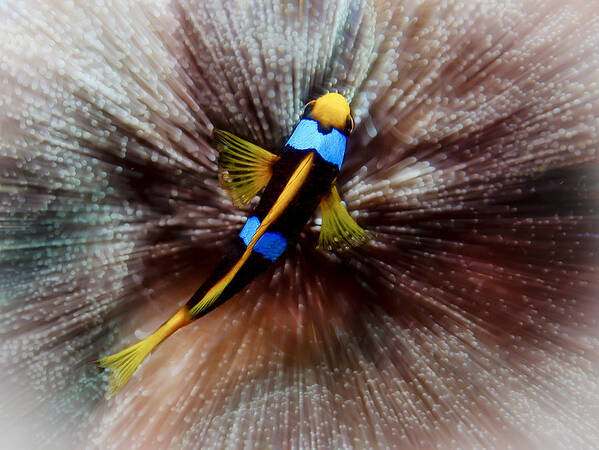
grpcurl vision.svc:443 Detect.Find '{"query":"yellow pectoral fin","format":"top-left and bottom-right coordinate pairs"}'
top-left (214, 129), bottom-right (280, 206)
top-left (318, 185), bottom-right (370, 251)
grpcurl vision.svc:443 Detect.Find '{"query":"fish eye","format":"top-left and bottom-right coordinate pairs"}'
top-left (345, 115), bottom-right (354, 134)
top-left (302, 100), bottom-right (315, 118)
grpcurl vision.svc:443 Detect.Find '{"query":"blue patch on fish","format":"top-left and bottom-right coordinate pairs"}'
top-left (239, 216), bottom-right (260, 245)
top-left (286, 119), bottom-right (347, 168)
top-left (239, 216), bottom-right (287, 260)
top-left (255, 232), bottom-right (287, 260)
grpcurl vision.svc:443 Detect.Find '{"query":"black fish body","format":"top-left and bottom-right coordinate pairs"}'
top-left (186, 148), bottom-right (340, 316)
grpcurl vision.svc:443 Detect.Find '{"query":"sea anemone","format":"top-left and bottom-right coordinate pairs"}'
top-left (1, 0), bottom-right (598, 448)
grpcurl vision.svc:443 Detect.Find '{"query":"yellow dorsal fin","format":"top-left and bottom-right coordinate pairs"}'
top-left (318, 185), bottom-right (370, 251)
top-left (214, 129), bottom-right (279, 206)
top-left (95, 307), bottom-right (191, 397)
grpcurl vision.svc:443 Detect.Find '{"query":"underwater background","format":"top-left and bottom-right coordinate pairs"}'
top-left (1, 0), bottom-right (598, 448)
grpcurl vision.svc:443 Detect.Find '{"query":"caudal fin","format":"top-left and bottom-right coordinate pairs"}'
top-left (96, 307), bottom-right (192, 397)
top-left (96, 336), bottom-right (160, 397)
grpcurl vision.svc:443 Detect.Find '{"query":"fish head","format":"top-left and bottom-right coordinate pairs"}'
top-left (303, 93), bottom-right (354, 135)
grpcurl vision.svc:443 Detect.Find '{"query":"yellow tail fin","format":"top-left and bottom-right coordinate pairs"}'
top-left (96, 307), bottom-right (192, 398)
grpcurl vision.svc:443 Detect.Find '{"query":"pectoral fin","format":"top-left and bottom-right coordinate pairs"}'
top-left (214, 129), bottom-right (279, 206)
top-left (318, 185), bottom-right (370, 251)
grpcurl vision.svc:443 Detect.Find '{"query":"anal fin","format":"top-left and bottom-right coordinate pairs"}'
top-left (214, 129), bottom-right (279, 206)
top-left (318, 185), bottom-right (370, 251)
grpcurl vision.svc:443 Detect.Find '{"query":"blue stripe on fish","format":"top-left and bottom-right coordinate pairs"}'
top-left (285, 119), bottom-right (347, 168)
top-left (239, 216), bottom-right (260, 246)
top-left (239, 216), bottom-right (287, 260)
top-left (255, 232), bottom-right (287, 261)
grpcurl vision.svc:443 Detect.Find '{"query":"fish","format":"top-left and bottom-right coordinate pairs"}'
top-left (95, 92), bottom-right (370, 397)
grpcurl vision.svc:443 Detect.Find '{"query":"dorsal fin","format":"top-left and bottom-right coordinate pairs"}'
top-left (214, 129), bottom-right (279, 206)
top-left (318, 185), bottom-right (370, 251)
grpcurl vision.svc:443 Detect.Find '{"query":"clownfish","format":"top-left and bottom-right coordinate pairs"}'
top-left (96, 93), bottom-right (370, 397)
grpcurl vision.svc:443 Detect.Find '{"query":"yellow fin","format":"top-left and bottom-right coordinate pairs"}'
top-left (96, 337), bottom-right (159, 398)
top-left (318, 185), bottom-right (370, 251)
top-left (96, 308), bottom-right (191, 397)
top-left (214, 129), bottom-right (279, 206)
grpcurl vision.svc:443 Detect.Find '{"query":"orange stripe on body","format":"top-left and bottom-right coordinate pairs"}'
top-left (189, 152), bottom-right (315, 316)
